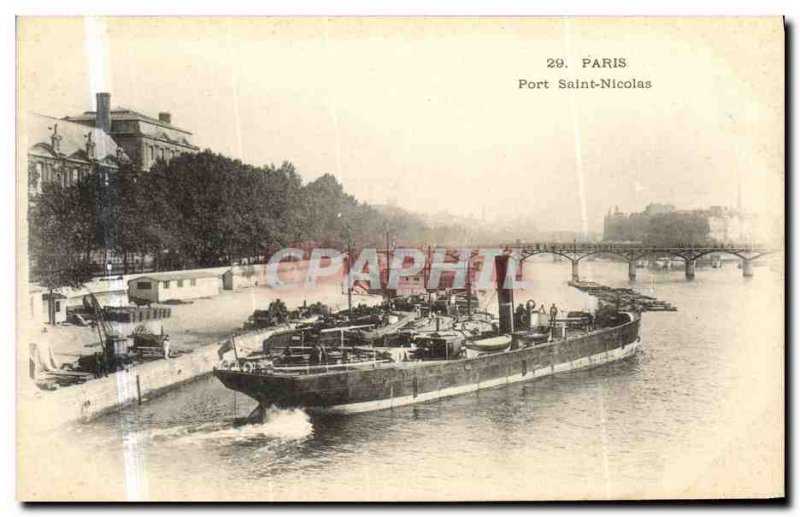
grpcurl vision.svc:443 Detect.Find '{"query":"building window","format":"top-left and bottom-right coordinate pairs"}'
top-left (190, 279), bottom-right (196, 286)
top-left (177, 279), bottom-right (184, 288)
top-left (137, 281), bottom-right (152, 290)
top-left (163, 280), bottom-right (170, 289)
top-left (158, 147), bottom-right (165, 161)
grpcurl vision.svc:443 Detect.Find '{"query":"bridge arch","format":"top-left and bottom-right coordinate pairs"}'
top-left (519, 250), bottom-right (581, 262)
top-left (687, 249), bottom-right (770, 262)
top-left (573, 250), bottom-right (643, 263)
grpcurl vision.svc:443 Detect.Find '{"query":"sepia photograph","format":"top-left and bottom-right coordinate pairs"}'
top-left (14, 16), bottom-right (785, 502)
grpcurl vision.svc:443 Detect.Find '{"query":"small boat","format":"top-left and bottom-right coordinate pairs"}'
top-left (514, 329), bottom-right (550, 346)
top-left (466, 335), bottom-right (512, 352)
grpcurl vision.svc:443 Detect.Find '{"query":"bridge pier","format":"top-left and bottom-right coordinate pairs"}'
top-left (571, 260), bottom-right (580, 282)
top-left (742, 258), bottom-right (754, 277)
top-left (628, 260), bottom-right (637, 281)
top-left (685, 259), bottom-right (696, 280)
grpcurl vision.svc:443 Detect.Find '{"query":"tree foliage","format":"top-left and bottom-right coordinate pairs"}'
top-left (29, 150), bottom-right (482, 286)
top-left (28, 181), bottom-right (97, 292)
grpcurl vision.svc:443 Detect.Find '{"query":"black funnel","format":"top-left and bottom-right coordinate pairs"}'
top-left (495, 254), bottom-right (514, 334)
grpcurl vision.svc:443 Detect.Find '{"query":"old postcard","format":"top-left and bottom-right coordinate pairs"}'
top-left (15, 16), bottom-right (784, 501)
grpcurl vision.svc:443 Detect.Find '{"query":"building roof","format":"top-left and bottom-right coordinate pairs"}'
top-left (26, 113), bottom-right (130, 165)
top-left (65, 107), bottom-right (197, 149)
top-left (129, 270), bottom-right (222, 283)
top-left (64, 106), bottom-right (194, 136)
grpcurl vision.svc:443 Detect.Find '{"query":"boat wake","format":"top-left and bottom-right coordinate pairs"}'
top-left (143, 407), bottom-right (314, 445)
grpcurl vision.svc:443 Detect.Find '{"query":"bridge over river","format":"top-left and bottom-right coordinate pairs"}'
top-left (507, 243), bottom-right (776, 281)
top-left (364, 242), bottom-right (778, 289)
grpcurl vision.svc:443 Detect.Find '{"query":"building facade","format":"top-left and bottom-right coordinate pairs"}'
top-left (26, 112), bottom-right (129, 196)
top-left (64, 92), bottom-right (199, 171)
top-left (603, 204), bottom-right (752, 245)
top-left (27, 92), bottom-right (198, 196)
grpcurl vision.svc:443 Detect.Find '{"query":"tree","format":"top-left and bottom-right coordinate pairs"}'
top-left (29, 180), bottom-right (98, 323)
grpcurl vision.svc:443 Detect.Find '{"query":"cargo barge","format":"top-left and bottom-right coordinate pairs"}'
top-left (213, 255), bottom-right (642, 417)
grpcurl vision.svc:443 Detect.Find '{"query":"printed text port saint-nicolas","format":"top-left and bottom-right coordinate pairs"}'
top-left (517, 57), bottom-right (652, 90)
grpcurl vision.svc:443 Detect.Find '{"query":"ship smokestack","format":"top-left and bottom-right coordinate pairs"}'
top-left (495, 254), bottom-right (514, 335)
top-left (96, 92), bottom-right (111, 133)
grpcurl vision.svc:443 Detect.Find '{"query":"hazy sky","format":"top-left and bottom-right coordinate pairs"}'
top-left (18, 17), bottom-right (783, 233)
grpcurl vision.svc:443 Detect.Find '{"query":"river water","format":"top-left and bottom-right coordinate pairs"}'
top-left (37, 258), bottom-right (784, 501)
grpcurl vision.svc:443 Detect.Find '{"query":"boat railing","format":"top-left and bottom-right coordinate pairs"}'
top-left (217, 358), bottom-right (393, 375)
top-left (272, 360), bottom-right (392, 373)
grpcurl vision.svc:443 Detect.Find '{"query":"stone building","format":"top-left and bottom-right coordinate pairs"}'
top-left (603, 203), bottom-right (753, 245)
top-left (63, 92), bottom-right (199, 171)
top-left (26, 92), bottom-right (198, 195)
top-left (25, 112), bottom-right (129, 196)
top-left (603, 206), bottom-right (650, 243)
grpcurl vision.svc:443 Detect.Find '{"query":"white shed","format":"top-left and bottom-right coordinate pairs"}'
top-left (42, 292), bottom-right (67, 325)
top-left (222, 268), bottom-right (259, 290)
top-left (128, 271), bottom-right (222, 303)
top-left (25, 286), bottom-right (46, 325)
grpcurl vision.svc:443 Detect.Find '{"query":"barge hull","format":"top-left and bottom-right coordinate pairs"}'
top-left (214, 316), bottom-right (640, 414)
top-left (317, 339), bottom-right (639, 414)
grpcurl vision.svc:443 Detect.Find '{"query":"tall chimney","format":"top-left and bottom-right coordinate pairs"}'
top-left (96, 92), bottom-right (111, 133)
top-left (494, 254), bottom-right (514, 335)
top-left (158, 112), bottom-right (172, 125)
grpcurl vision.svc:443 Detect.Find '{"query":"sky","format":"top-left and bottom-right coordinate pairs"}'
top-left (17, 17), bottom-right (784, 234)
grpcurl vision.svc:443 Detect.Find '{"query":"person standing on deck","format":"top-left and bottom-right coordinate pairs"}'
top-left (98, 349), bottom-right (108, 378)
top-left (94, 351), bottom-right (102, 379)
top-left (309, 344), bottom-right (320, 367)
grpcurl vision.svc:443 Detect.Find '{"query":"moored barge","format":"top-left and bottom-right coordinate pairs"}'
top-left (212, 255), bottom-right (642, 417)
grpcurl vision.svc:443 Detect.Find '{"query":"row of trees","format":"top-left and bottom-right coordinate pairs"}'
top-left (28, 150), bottom-right (473, 290)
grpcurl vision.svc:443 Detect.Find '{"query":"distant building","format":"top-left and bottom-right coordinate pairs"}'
top-left (707, 206), bottom-right (747, 243)
top-left (604, 204), bottom-right (752, 245)
top-left (603, 206), bottom-right (650, 243)
top-left (642, 203), bottom-right (675, 216)
top-left (26, 112), bottom-right (130, 196)
top-left (63, 92), bottom-right (199, 171)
